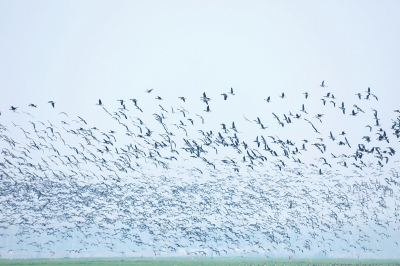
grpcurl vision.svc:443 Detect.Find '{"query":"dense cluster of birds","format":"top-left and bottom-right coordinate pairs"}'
top-left (0, 82), bottom-right (400, 259)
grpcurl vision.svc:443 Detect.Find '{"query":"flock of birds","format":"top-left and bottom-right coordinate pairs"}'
top-left (0, 81), bottom-right (400, 259)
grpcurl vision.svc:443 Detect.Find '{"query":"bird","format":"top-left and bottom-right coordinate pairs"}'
top-left (28, 104), bottom-right (37, 108)
top-left (200, 92), bottom-right (211, 104)
top-left (350, 110), bottom-right (358, 116)
top-left (362, 136), bottom-right (371, 142)
top-left (254, 117), bottom-right (262, 124)
top-left (221, 93), bottom-right (228, 100)
top-left (178, 97), bottom-right (186, 102)
top-left (329, 131), bottom-right (336, 141)
top-left (146, 89), bottom-right (153, 93)
top-left (96, 99), bottom-right (103, 106)
top-left (315, 114), bottom-right (324, 122)
top-left (320, 81), bottom-right (327, 87)
top-left (231, 122), bottom-right (238, 132)
top-left (339, 102), bottom-right (345, 114)
top-left (130, 99), bottom-right (138, 105)
top-left (48, 101), bottom-right (55, 108)
top-left (353, 105), bottom-right (364, 113)
top-left (264, 96), bottom-right (271, 103)
top-left (229, 88), bottom-right (235, 95)
top-left (300, 104), bottom-right (308, 114)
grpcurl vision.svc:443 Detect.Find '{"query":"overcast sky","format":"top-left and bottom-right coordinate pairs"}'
top-left (1, 1), bottom-right (400, 110)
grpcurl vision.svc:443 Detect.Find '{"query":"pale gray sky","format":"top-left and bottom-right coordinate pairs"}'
top-left (1, 1), bottom-right (399, 107)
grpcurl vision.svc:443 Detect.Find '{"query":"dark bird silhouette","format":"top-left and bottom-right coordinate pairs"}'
top-left (339, 102), bottom-right (345, 114)
top-left (200, 92), bottom-right (211, 104)
top-left (301, 104), bottom-right (308, 114)
top-left (329, 131), bottom-right (336, 141)
top-left (350, 110), bottom-right (358, 116)
top-left (130, 98), bottom-right (138, 105)
top-left (320, 80), bottom-right (327, 87)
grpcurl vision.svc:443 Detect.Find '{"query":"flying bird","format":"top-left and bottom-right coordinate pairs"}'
top-left (339, 102), bottom-right (345, 114)
top-left (200, 92), bottom-right (211, 104)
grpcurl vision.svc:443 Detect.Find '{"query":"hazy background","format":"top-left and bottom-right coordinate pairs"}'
top-left (1, 1), bottom-right (399, 111)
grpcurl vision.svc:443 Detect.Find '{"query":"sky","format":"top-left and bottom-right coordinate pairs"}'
top-left (1, 0), bottom-right (400, 259)
top-left (1, 1), bottom-right (400, 108)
